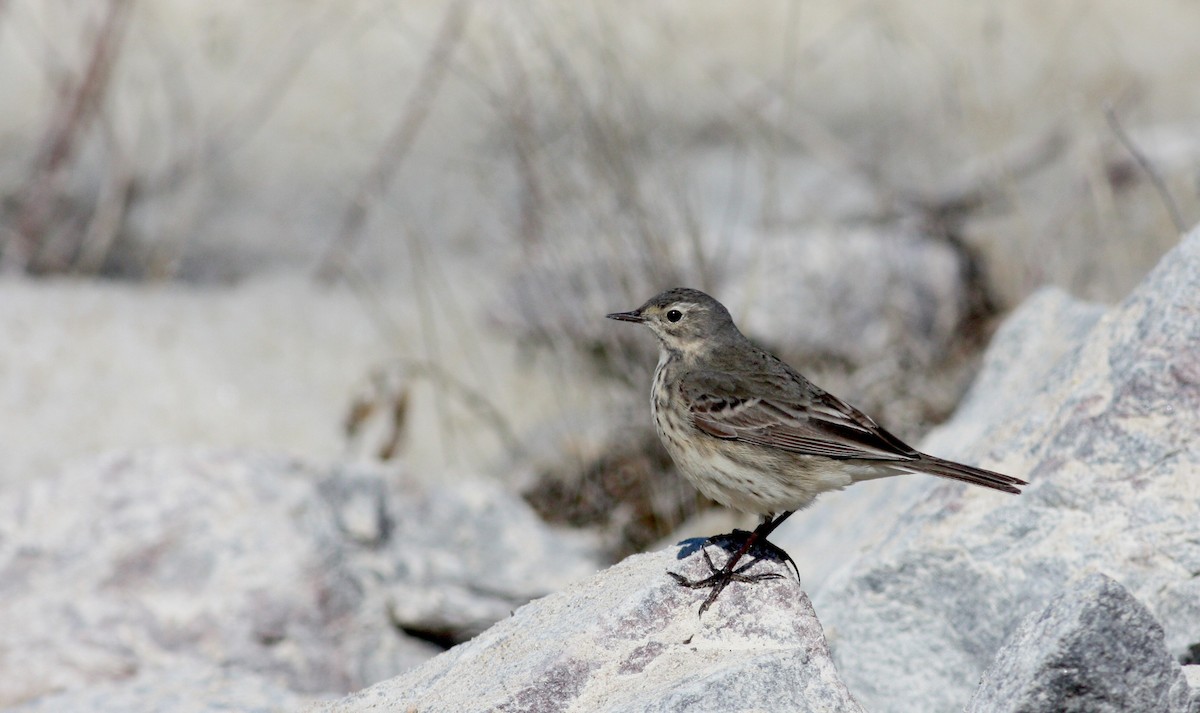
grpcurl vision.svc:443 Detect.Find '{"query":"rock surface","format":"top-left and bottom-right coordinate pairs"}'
top-left (7, 663), bottom-right (317, 713)
top-left (378, 470), bottom-right (601, 643)
top-left (317, 545), bottom-right (863, 713)
top-left (721, 228), bottom-right (967, 370)
top-left (967, 573), bottom-right (1196, 713)
top-left (0, 276), bottom-right (390, 489)
top-left (0, 274), bottom-right (575, 495)
top-left (1184, 668), bottom-right (1200, 709)
top-left (0, 450), bottom-right (600, 708)
top-left (918, 286), bottom-right (1107, 457)
top-left (773, 286), bottom-right (1107, 597)
top-left (812, 226), bottom-right (1200, 712)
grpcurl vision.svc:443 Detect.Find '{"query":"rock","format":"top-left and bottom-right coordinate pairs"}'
top-left (812, 225), bottom-right (1200, 712)
top-left (0, 450), bottom-right (600, 707)
top-left (376, 471), bottom-right (601, 643)
top-left (7, 662), bottom-right (317, 713)
top-left (0, 451), bottom-right (428, 706)
top-left (769, 287), bottom-right (1105, 599)
top-left (1182, 667), bottom-right (1200, 711)
top-left (918, 286), bottom-right (1106, 458)
top-left (722, 227), bottom-right (992, 441)
top-left (316, 545), bottom-right (864, 713)
top-left (0, 275), bottom-right (393, 489)
top-left (966, 573), bottom-right (1194, 713)
top-left (721, 228), bottom-right (968, 369)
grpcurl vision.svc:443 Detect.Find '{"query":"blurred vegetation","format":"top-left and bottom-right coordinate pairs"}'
top-left (1, 1), bottom-right (1195, 288)
top-left (2, 0), bottom-right (1198, 553)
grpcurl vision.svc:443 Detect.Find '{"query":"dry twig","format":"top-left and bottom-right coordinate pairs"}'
top-left (315, 0), bottom-right (474, 280)
top-left (1104, 103), bottom-right (1188, 234)
top-left (5, 0), bottom-right (134, 273)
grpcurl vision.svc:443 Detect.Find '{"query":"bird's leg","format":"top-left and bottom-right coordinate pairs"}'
top-left (669, 511), bottom-right (797, 614)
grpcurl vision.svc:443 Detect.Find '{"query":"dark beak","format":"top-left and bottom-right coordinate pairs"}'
top-left (606, 310), bottom-right (645, 323)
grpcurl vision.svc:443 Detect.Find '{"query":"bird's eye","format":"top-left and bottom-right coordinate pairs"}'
top-left (666, 309), bottom-right (683, 323)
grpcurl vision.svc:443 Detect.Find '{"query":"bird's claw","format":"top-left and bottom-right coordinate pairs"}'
top-left (700, 531), bottom-right (801, 582)
top-left (668, 539), bottom-right (792, 614)
top-left (756, 539), bottom-right (801, 582)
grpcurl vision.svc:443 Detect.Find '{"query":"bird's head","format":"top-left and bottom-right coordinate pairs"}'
top-left (606, 287), bottom-right (738, 357)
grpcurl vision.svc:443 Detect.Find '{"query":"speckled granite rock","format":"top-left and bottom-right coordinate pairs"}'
top-left (813, 226), bottom-right (1200, 712)
top-left (316, 544), bottom-right (863, 713)
top-left (0, 450), bottom-right (600, 707)
top-left (6, 662), bottom-right (317, 713)
top-left (967, 573), bottom-right (1196, 713)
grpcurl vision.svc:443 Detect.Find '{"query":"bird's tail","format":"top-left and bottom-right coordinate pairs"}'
top-left (901, 455), bottom-right (1026, 494)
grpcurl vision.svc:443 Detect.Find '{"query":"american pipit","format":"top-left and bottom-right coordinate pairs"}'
top-left (607, 287), bottom-right (1026, 613)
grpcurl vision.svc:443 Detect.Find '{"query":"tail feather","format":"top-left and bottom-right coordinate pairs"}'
top-left (902, 455), bottom-right (1026, 494)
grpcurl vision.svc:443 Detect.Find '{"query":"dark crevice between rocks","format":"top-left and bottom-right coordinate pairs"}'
top-left (395, 624), bottom-right (460, 651)
top-left (386, 601), bottom-right (471, 650)
top-left (1180, 642), bottom-right (1200, 666)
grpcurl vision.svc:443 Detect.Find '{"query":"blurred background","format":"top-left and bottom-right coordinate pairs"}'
top-left (2, 0), bottom-right (1199, 558)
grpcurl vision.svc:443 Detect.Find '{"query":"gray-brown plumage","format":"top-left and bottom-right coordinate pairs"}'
top-left (608, 287), bottom-right (1025, 613)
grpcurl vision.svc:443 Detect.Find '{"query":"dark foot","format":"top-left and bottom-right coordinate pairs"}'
top-left (700, 531), bottom-right (801, 582)
top-left (668, 544), bottom-right (785, 615)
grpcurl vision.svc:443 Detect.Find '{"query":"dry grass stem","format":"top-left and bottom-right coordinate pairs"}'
top-left (1104, 103), bottom-right (1189, 234)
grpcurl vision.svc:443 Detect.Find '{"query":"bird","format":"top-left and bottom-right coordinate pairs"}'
top-left (607, 287), bottom-right (1026, 613)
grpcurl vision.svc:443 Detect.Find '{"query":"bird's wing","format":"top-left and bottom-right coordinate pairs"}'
top-left (683, 369), bottom-right (919, 462)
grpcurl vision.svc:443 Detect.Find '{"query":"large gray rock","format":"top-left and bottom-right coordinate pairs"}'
top-left (722, 228), bottom-right (967, 369)
top-left (0, 276), bottom-right (394, 490)
top-left (813, 226), bottom-right (1200, 712)
top-left (918, 286), bottom-right (1106, 457)
top-left (7, 662), bottom-right (317, 713)
top-left (317, 545), bottom-right (863, 713)
top-left (967, 573), bottom-right (1195, 713)
top-left (375, 467), bottom-right (601, 643)
top-left (774, 287), bottom-right (1106, 597)
top-left (0, 450), bottom-right (600, 708)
